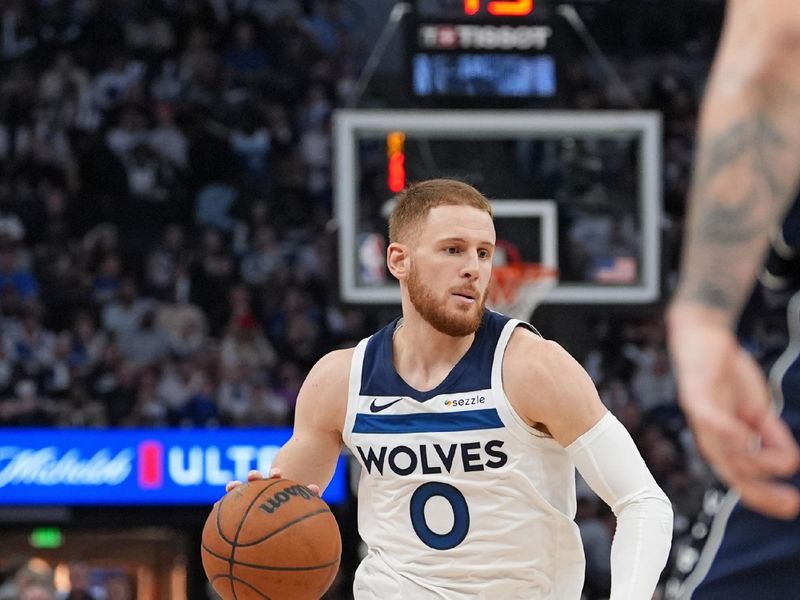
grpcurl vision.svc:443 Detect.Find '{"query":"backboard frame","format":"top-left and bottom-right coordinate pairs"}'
top-left (333, 109), bottom-right (662, 304)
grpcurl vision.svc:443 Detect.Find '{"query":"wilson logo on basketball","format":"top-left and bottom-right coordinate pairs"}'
top-left (259, 484), bottom-right (316, 514)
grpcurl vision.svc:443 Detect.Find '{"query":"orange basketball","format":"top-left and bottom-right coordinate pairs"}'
top-left (201, 478), bottom-right (341, 600)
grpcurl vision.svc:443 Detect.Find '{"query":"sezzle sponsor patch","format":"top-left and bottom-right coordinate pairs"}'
top-left (444, 395), bottom-right (486, 408)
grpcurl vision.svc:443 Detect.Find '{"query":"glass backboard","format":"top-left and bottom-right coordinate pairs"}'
top-left (333, 109), bottom-right (662, 304)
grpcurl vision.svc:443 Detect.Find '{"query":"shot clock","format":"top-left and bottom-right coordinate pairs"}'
top-left (464, 0), bottom-right (534, 16)
top-left (409, 0), bottom-right (560, 103)
top-left (416, 0), bottom-right (537, 19)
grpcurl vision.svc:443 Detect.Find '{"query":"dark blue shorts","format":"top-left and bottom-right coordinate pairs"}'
top-left (690, 298), bottom-right (800, 599)
top-left (691, 451), bottom-right (800, 599)
top-left (692, 496), bottom-right (800, 598)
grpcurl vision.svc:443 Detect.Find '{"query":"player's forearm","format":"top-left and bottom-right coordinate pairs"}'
top-left (271, 434), bottom-right (342, 493)
top-left (608, 494), bottom-right (673, 600)
top-left (567, 413), bottom-right (673, 599)
top-left (673, 1), bottom-right (800, 326)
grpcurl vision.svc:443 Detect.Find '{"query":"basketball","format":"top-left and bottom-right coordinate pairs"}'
top-left (201, 478), bottom-right (341, 600)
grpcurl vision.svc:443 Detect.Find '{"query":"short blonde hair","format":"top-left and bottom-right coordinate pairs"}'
top-left (388, 179), bottom-right (493, 243)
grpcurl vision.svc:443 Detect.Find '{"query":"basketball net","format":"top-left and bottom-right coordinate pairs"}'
top-left (487, 263), bottom-right (558, 321)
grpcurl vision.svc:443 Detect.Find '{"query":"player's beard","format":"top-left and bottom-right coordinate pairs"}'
top-left (407, 265), bottom-right (486, 337)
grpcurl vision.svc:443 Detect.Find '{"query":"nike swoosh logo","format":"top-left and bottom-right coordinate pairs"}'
top-left (369, 398), bottom-right (404, 413)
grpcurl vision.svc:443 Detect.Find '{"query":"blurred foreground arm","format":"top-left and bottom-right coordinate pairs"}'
top-left (668, 0), bottom-right (800, 518)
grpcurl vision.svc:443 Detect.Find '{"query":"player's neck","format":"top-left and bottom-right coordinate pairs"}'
top-left (391, 315), bottom-right (475, 392)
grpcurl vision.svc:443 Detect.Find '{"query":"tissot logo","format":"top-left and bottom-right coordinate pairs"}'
top-left (369, 398), bottom-right (404, 413)
top-left (418, 24), bottom-right (552, 51)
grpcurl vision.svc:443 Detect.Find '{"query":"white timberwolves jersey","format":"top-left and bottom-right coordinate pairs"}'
top-left (342, 312), bottom-right (586, 600)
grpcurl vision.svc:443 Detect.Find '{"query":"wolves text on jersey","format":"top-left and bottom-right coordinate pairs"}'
top-left (356, 440), bottom-right (508, 476)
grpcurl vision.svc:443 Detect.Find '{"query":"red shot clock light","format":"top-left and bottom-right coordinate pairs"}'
top-left (464, 0), bottom-right (534, 16)
top-left (387, 131), bottom-right (406, 193)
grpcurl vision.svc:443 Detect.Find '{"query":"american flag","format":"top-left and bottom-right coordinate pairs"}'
top-left (595, 256), bottom-right (637, 284)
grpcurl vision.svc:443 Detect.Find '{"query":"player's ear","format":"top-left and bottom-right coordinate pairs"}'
top-left (387, 242), bottom-right (410, 280)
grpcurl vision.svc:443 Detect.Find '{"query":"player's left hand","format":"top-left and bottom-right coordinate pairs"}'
top-left (668, 304), bottom-right (800, 519)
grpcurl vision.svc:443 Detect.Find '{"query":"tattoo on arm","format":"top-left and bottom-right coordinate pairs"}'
top-left (697, 192), bottom-right (768, 244)
top-left (677, 97), bottom-right (800, 320)
top-left (694, 115), bottom-right (786, 198)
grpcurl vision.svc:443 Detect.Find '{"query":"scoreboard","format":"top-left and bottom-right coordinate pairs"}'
top-left (409, 0), bottom-right (559, 102)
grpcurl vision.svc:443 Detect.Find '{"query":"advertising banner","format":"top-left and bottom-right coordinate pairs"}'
top-left (0, 429), bottom-right (348, 505)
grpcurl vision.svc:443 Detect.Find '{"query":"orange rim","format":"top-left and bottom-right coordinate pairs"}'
top-left (488, 263), bottom-right (558, 308)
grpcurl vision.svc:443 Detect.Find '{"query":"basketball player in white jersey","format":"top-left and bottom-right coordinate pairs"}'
top-left (228, 179), bottom-right (673, 599)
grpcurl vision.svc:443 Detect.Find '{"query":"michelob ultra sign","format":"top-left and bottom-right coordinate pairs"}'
top-left (0, 429), bottom-right (347, 505)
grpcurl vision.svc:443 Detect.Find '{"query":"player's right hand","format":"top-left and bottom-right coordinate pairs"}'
top-left (225, 469), bottom-right (321, 496)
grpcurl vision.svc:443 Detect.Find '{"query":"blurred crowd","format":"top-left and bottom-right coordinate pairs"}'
top-left (0, 0), bottom-right (718, 431)
top-left (0, 0), bottom-right (375, 431)
top-left (0, 559), bottom-right (131, 600)
top-left (0, 0), bottom-right (753, 598)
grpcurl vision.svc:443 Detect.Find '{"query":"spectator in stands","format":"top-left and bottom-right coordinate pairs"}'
top-left (21, 582), bottom-right (55, 600)
top-left (0, 378), bottom-right (49, 426)
top-left (158, 298), bottom-right (207, 358)
top-left (101, 277), bottom-right (153, 340)
top-left (0, 243), bottom-right (37, 300)
top-left (7, 306), bottom-right (55, 378)
top-left (106, 106), bottom-right (149, 160)
top-left (302, 0), bottom-right (359, 58)
top-left (239, 226), bottom-right (287, 286)
top-left (230, 108), bottom-right (272, 197)
top-left (61, 560), bottom-right (96, 600)
top-left (178, 370), bottom-right (219, 427)
top-left (91, 53), bottom-right (145, 113)
top-left (189, 227), bottom-right (235, 333)
top-left (90, 253), bottom-right (122, 306)
top-left (90, 351), bottom-right (136, 426)
top-left (133, 367), bottom-right (168, 427)
top-left (68, 312), bottom-right (108, 376)
top-left (157, 357), bottom-right (199, 416)
top-left (222, 18), bottom-right (272, 84)
top-left (43, 332), bottom-right (73, 399)
top-left (249, 375), bottom-right (292, 426)
top-left (0, 562), bottom-right (52, 600)
top-left (220, 313), bottom-right (277, 373)
top-left (0, 207), bottom-right (25, 244)
top-left (117, 308), bottom-right (171, 368)
top-left (103, 574), bottom-right (132, 600)
top-left (625, 344), bottom-right (677, 416)
top-left (149, 102), bottom-right (188, 170)
top-left (124, 3), bottom-right (176, 61)
top-left (217, 363), bottom-right (256, 426)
